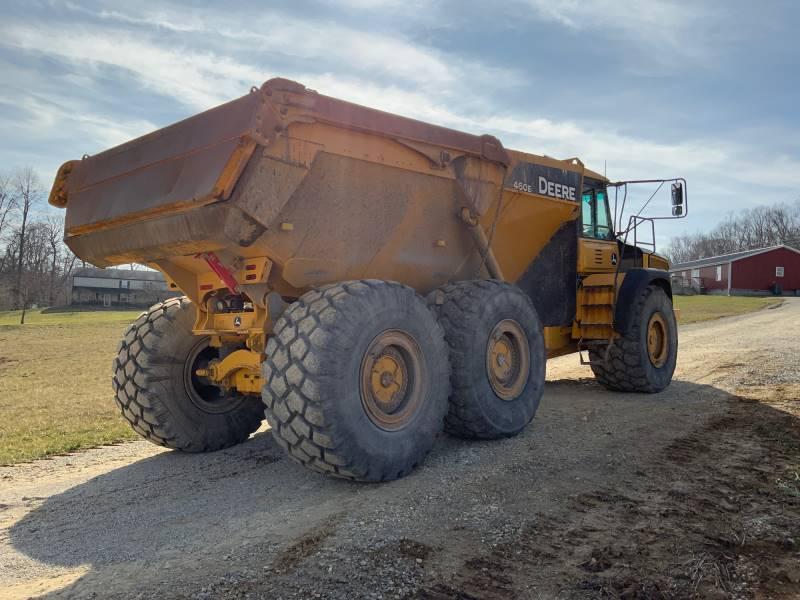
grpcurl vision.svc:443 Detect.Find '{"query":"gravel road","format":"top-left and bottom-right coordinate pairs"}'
top-left (1, 299), bottom-right (798, 599)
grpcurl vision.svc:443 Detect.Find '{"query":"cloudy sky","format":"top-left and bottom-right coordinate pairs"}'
top-left (1, 0), bottom-right (799, 246)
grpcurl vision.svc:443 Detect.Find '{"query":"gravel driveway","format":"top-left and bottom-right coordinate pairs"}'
top-left (1, 299), bottom-right (798, 599)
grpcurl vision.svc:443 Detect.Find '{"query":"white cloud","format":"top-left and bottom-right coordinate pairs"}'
top-left (318, 0), bottom-right (428, 12)
top-left (520, 0), bottom-right (694, 31)
top-left (2, 23), bottom-right (264, 110)
top-left (516, 0), bottom-right (715, 67)
top-left (56, 4), bottom-right (491, 90)
top-left (223, 24), bottom-right (456, 87)
top-left (2, 5), bottom-right (517, 117)
top-left (0, 92), bottom-right (156, 154)
top-left (63, 1), bottom-right (206, 33)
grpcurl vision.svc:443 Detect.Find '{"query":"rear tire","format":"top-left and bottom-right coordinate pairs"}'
top-left (112, 297), bottom-right (264, 451)
top-left (428, 280), bottom-right (546, 439)
top-left (262, 280), bottom-right (450, 482)
top-left (590, 285), bottom-right (678, 393)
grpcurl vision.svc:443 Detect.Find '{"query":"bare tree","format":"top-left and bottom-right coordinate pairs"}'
top-left (0, 167), bottom-right (81, 311)
top-left (12, 167), bottom-right (42, 310)
top-left (665, 199), bottom-right (800, 263)
top-left (45, 216), bottom-right (63, 305)
top-left (0, 173), bottom-right (16, 241)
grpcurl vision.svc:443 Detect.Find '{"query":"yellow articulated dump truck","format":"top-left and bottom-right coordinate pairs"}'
top-left (49, 78), bottom-right (686, 482)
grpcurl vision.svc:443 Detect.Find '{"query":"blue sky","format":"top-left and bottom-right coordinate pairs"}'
top-left (1, 0), bottom-right (799, 246)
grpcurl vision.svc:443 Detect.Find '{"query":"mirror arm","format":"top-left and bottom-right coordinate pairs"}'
top-left (608, 177), bottom-right (688, 220)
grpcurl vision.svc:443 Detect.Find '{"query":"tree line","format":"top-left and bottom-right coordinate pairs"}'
top-left (0, 167), bottom-right (79, 312)
top-left (665, 200), bottom-right (800, 265)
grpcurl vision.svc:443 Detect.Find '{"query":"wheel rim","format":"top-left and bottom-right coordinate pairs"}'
top-left (486, 319), bottom-right (530, 401)
top-left (184, 338), bottom-right (243, 414)
top-left (646, 312), bottom-right (669, 368)
top-left (360, 330), bottom-right (426, 431)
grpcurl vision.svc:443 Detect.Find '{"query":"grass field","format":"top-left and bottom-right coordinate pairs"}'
top-left (0, 308), bottom-right (142, 464)
top-left (673, 295), bottom-right (783, 324)
top-left (0, 296), bottom-right (786, 465)
top-left (0, 307), bottom-right (141, 326)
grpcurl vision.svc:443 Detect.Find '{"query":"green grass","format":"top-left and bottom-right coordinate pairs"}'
top-left (673, 295), bottom-right (783, 324)
top-left (0, 309), bottom-right (143, 464)
top-left (0, 307), bottom-right (142, 326)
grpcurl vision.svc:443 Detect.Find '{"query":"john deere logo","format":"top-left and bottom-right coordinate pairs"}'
top-left (233, 316), bottom-right (242, 327)
top-left (611, 253), bottom-right (618, 266)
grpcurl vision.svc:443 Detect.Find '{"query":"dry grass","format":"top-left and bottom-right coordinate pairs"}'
top-left (0, 307), bottom-right (140, 326)
top-left (674, 295), bottom-right (783, 324)
top-left (0, 308), bottom-right (142, 464)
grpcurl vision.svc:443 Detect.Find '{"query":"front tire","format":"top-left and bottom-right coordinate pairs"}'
top-left (428, 280), bottom-right (546, 439)
top-left (590, 285), bottom-right (678, 393)
top-left (112, 297), bottom-right (264, 451)
top-left (262, 280), bottom-right (450, 482)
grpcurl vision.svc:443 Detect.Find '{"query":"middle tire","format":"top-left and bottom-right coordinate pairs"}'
top-left (262, 280), bottom-right (450, 482)
top-left (429, 280), bottom-right (546, 439)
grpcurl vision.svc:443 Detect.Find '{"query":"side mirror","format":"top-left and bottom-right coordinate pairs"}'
top-left (671, 182), bottom-right (684, 216)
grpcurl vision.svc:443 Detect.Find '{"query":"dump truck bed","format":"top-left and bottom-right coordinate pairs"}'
top-left (50, 78), bottom-right (600, 300)
top-left (53, 80), bottom-right (506, 247)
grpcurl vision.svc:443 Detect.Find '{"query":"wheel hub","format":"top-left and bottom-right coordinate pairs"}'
top-left (369, 349), bottom-right (408, 414)
top-left (360, 330), bottom-right (425, 431)
top-left (184, 339), bottom-right (244, 414)
top-left (646, 312), bottom-right (669, 368)
top-left (486, 319), bottom-right (530, 401)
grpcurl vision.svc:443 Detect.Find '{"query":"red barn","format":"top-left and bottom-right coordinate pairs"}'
top-left (671, 245), bottom-right (800, 296)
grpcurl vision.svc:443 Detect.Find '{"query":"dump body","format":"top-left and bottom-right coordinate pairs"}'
top-left (55, 79), bottom-right (501, 289)
top-left (51, 78), bottom-right (605, 303)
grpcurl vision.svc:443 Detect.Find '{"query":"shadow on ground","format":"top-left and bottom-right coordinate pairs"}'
top-left (8, 379), bottom-right (800, 599)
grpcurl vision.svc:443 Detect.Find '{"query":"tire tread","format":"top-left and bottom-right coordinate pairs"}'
top-left (589, 285), bottom-right (674, 393)
top-left (112, 297), bottom-right (261, 452)
top-left (428, 279), bottom-right (543, 439)
top-left (262, 280), bottom-right (449, 481)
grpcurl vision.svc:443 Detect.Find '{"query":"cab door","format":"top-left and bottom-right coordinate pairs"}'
top-left (577, 183), bottom-right (617, 274)
top-left (573, 181), bottom-right (620, 343)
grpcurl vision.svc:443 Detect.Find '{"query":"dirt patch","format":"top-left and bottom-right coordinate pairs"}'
top-left (396, 539), bottom-right (433, 561)
top-left (272, 517), bottom-right (340, 575)
top-left (418, 393), bottom-right (800, 599)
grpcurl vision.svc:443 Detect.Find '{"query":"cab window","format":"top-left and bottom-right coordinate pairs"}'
top-left (595, 191), bottom-right (611, 238)
top-left (581, 187), bottom-right (614, 240)
top-left (581, 193), bottom-right (593, 236)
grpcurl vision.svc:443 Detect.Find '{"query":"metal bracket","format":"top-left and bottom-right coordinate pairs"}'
top-left (577, 337), bottom-right (612, 366)
top-left (195, 349), bottom-right (262, 395)
top-left (197, 252), bottom-right (240, 293)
